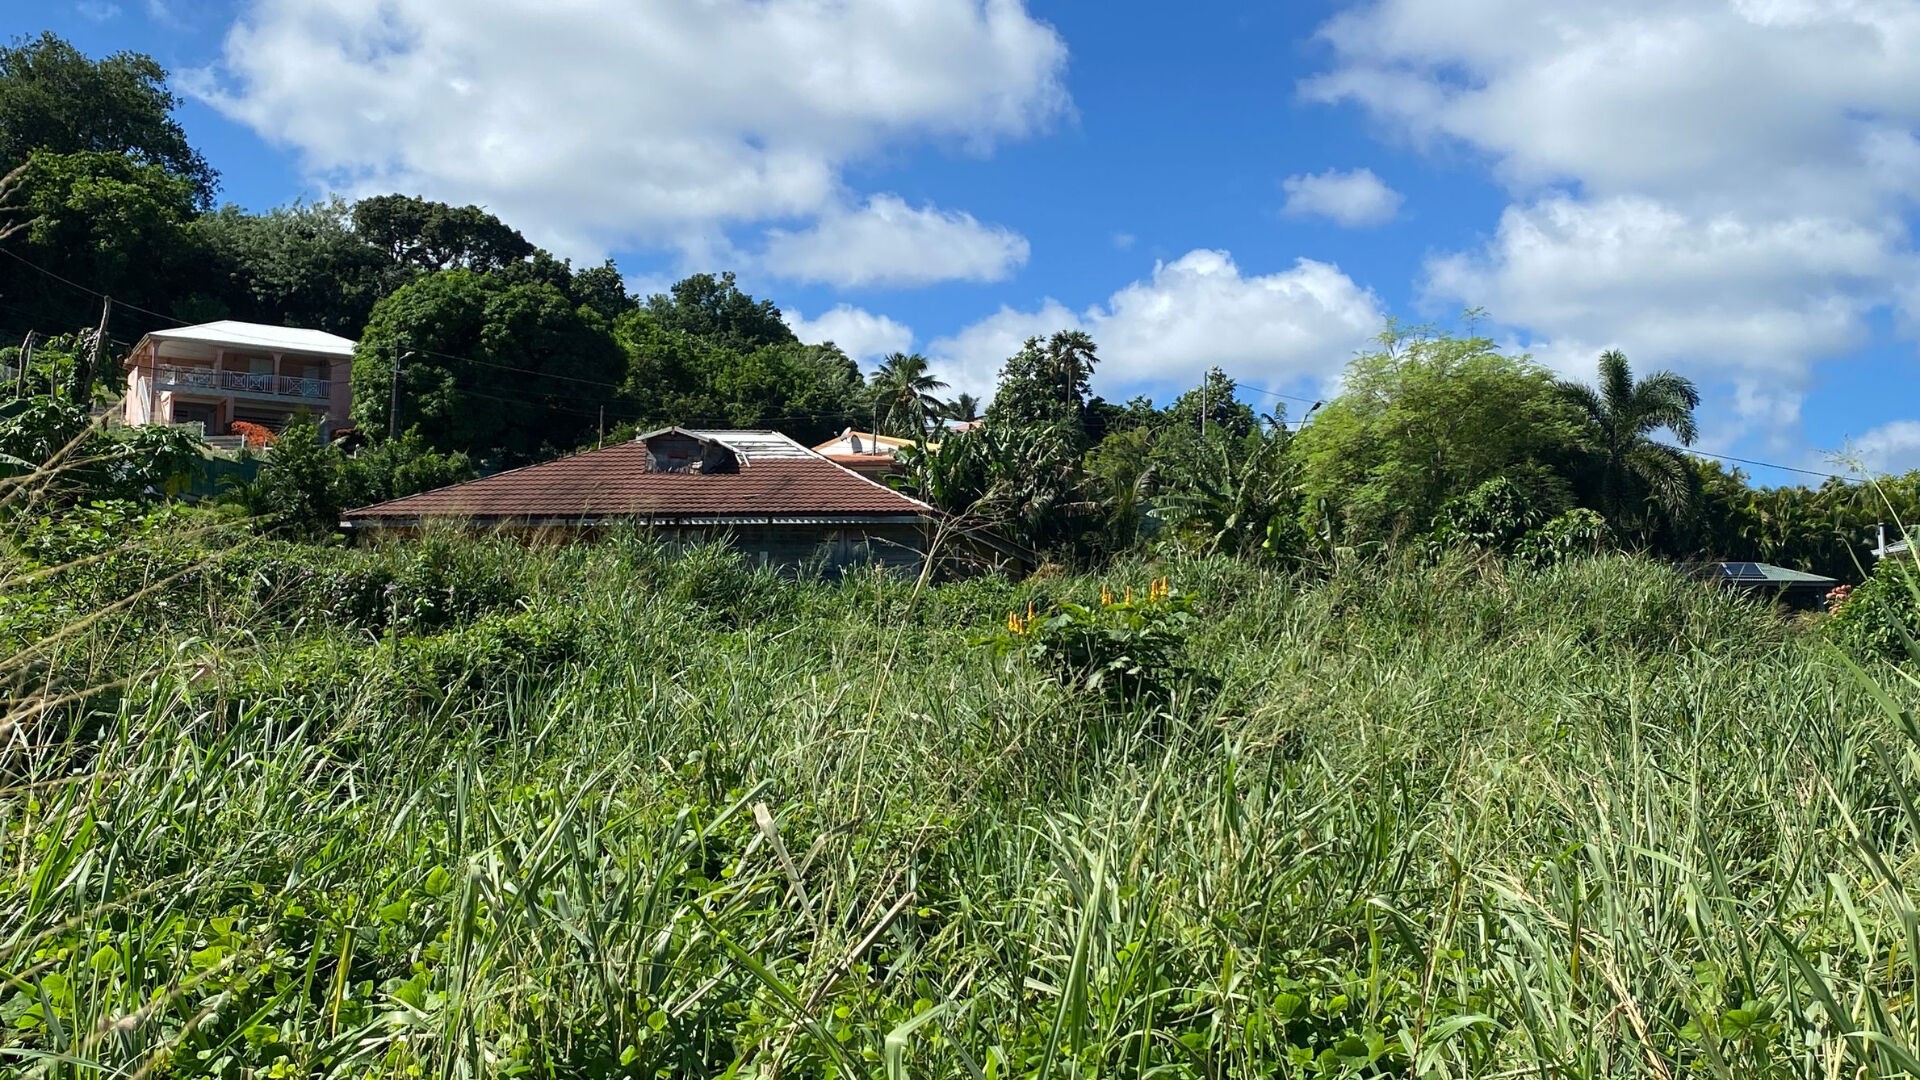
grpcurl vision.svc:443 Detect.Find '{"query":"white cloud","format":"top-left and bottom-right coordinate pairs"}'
top-left (759, 195), bottom-right (1029, 287)
top-left (1426, 195), bottom-right (1906, 378)
top-left (1844, 419), bottom-right (1920, 475)
top-left (1112, 232), bottom-right (1136, 250)
top-left (783, 304), bottom-right (915, 364)
top-left (1305, 1), bottom-right (1920, 215)
top-left (1306, 0), bottom-right (1920, 440)
top-left (1281, 167), bottom-right (1403, 226)
top-left (77, 1), bottom-right (123, 21)
top-left (929, 250), bottom-right (1382, 400)
top-left (194, 0), bottom-right (1068, 263)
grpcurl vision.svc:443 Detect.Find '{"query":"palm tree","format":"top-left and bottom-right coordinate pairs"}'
top-left (1556, 349), bottom-right (1701, 541)
top-left (869, 352), bottom-right (948, 439)
top-left (944, 392), bottom-right (982, 423)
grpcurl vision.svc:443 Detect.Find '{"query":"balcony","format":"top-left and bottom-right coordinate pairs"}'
top-left (154, 365), bottom-right (330, 401)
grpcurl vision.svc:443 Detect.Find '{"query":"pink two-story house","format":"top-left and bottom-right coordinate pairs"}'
top-left (123, 320), bottom-right (356, 438)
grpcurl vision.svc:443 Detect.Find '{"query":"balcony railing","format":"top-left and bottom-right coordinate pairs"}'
top-left (154, 365), bottom-right (330, 401)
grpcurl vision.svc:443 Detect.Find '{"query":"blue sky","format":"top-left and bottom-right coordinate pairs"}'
top-left (19, 0), bottom-right (1920, 484)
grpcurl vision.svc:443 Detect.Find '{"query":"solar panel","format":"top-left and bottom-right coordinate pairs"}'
top-left (1721, 561), bottom-right (1766, 581)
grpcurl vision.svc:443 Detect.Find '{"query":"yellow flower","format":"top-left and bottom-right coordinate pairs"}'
top-left (1101, 585), bottom-right (1114, 606)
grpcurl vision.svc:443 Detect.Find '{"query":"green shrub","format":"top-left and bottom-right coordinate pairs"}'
top-left (324, 534), bottom-right (524, 633)
top-left (1827, 554), bottom-right (1920, 660)
top-left (1513, 506), bottom-right (1613, 566)
top-left (985, 576), bottom-right (1203, 703)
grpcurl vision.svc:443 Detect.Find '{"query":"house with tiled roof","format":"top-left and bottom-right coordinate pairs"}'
top-left (343, 427), bottom-right (1027, 574)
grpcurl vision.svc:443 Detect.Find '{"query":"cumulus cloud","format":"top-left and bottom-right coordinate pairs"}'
top-left (1281, 167), bottom-right (1403, 226)
top-left (929, 250), bottom-right (1382, 399)
top-left (1306, 0), bottom-right (1920, 437)
top-left (1305, 1), bottom-right (1920, 214)
top-left (1426, 195), bottom-right (1906, 377)
top-left (194, 0), bottom-right (1068, 264)
top-left (759, 195), bottom-right (1029, 287)
top-left (783, 304), bottom-right (915, 364)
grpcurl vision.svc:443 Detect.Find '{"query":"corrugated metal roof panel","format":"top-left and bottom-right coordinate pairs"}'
top-left (682, 429), bottom-right (817, 460)
top-left (147, 321), bottom-right (356, 357)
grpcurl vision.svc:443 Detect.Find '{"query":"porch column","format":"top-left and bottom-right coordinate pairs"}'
top-left (329, 357), bottom-right (353, 432)
top-left (143, 343), bottom-right (157, 425)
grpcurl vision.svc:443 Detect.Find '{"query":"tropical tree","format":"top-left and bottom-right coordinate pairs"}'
top-left (193, 198), bottom-right (404, 335)
top-left (944, 392), bottom-right (982, 423)
top-left (869, 352), bottom-right (947, 439)
top-left (1556, 349), bottom-right (1701, 543)
top-left (6, 149), bottom-right (206, 331)
top-left (1294, 326), bottom-right (1584, 544)
top-left (986, 330), bottom-right (1100, 440)
top-left (898, 420), bottom-right (1100, 555)
top-left (641, 271), bottom-right (796, 353)
top-left (354, 270), bottom-right (625, 464)
top-left (1153, 422), bottom-right (1301, 559)
top-left (0, 32), bottom-right (217, 204)
top-left (350, 194), bottom-right (535, 273)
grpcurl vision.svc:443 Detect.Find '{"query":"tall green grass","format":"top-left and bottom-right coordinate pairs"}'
top-left (7, 525), bottom-right (1920, 1077)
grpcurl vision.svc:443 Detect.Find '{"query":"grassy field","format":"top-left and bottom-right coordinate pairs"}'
top-left (6, 525), bottom-right (1920, 1078)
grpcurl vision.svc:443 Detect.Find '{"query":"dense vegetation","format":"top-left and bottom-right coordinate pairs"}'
top-left (7, 504), bottom-right (1920, 1077)
top-left (14, 30), bottom-right (1920, 1079)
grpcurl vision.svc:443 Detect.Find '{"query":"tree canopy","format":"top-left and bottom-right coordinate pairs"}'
top-left (354, 270), bottom-right (625, 464)
top-left (0, 31), bottom-right (216, 204)
top-left (1293, 327), bottom-right (1584, 544)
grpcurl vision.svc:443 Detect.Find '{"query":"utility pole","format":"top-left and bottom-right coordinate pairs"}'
top-left (388, 333), bottom-right (406, 440)
top-left (598, 405), bottom-right (605, 449)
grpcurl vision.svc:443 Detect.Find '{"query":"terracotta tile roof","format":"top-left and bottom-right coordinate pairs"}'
top-left (343, 433), bottom-right (933, 524)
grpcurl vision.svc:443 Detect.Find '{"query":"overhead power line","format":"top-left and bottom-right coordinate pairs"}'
top-left (0, 247), bottom-right (189, 328)
top-left (1239, 382), bottom-right (1320, 406)
top-left (1655, 441), bottom-right (1865, 486)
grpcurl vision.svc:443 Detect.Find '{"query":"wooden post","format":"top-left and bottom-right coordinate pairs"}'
top-left (14, 330), bottom-right (31, 398)
top-left (84, 296), bottom-right (111, 405)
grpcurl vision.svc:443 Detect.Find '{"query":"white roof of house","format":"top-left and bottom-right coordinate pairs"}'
top-left (145, 320), bottom-right (357, 358)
